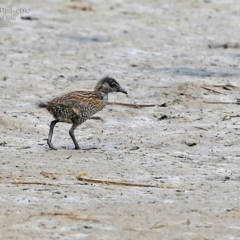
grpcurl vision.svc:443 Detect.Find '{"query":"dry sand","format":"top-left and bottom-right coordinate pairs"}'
top-left (1, 0), bottom-right (240, 239)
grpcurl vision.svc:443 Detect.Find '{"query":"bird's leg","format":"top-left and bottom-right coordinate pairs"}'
top-left (69, 123), bottom-right (80, 150)
top-left (47, 120), bottom-right (59, 150)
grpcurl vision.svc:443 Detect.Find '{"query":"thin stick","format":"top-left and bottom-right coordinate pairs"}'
top-left (0, 181), bottom-right (70, 187)
top-left (209, 42), bottom-right (240, 49)
top-left (27, 212), bottom-right (100, 222)
top-left (222, 115), bottom-right (240, 121)
top-left (203, 101), bottom-right (239, 105)
top-left (76, 175), bottom-right (191, 190)
top-left (211, 83), bottom-right (240, 89)
top-left (107, 102), bottom-right (156, 108)
top-left (201, 87), bottom-right (225, 95)
top-left (193, 126), bottom-right (208, 131)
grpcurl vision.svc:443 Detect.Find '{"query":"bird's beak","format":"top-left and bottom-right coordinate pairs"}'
top-left (117, 87), bottom-right (128, 94)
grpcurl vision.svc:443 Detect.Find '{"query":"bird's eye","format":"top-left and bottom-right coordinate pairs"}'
top-left (109, 81), bottom-right (116, 88)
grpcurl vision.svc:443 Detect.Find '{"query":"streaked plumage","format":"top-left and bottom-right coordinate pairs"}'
top-left (38, 76), bottom-right (127, 150)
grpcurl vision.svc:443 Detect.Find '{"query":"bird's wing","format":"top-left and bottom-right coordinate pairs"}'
top-left (72, 103), bottom-right (88, 115)
top-left (48, 91), bottom-right (92, 116)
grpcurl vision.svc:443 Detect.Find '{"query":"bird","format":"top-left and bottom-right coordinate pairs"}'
top-left (38, 76), bottom-right (127, 150)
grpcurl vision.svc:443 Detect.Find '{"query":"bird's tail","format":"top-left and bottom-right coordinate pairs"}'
top-left (37, 102), bottom-right (49, 108)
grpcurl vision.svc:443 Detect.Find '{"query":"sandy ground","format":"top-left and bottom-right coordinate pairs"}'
top-left (1, 0), bottom-right (240, 239)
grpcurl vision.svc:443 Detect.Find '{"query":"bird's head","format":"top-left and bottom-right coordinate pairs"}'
top-left (95, 76), bottom-right (127, 95)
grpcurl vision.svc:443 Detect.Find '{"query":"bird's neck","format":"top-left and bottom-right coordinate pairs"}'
top-left (95, 90), bottom-right (108, 103)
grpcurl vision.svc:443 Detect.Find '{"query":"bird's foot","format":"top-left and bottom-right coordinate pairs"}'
top-left (73, 144), bottom-right (81, 150)
top-left (47, 140), bottom-right (58, 150)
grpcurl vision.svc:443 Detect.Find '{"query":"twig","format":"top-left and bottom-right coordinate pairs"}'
top-left (222, 115), bottom-right (240, 121)
top-left (26, 212), bottom-right (100, 222)
top-left (184, 141), bottom-right (197, 147)
top-left (40, 171), bottom-right (77, 176)
top-left (68, 5), bottom-right (94, 11)
top-left (81, 146), bottom-right (99, 150)
top-left (201, 87), bottom-right (225, 95)
top-left (209, 42), bottom-right (240, 49)
top-left (193, 126), bottom-right (208, 131)
top-left (76, 175), bottom-right (191, 190)
top-left (150, 224), bottom-right (168, 229)
top-left (0, 181), bottom-right (70, 187)
top-left (203, 101), bottom-right (239, 105)
top-left (107, 102), bottom-right (156, 108)
top-left (211, 83), bottom-right (240, 89)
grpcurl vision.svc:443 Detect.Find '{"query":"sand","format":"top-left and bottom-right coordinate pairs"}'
top-left (1, 0), bottom-right (240, 239)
